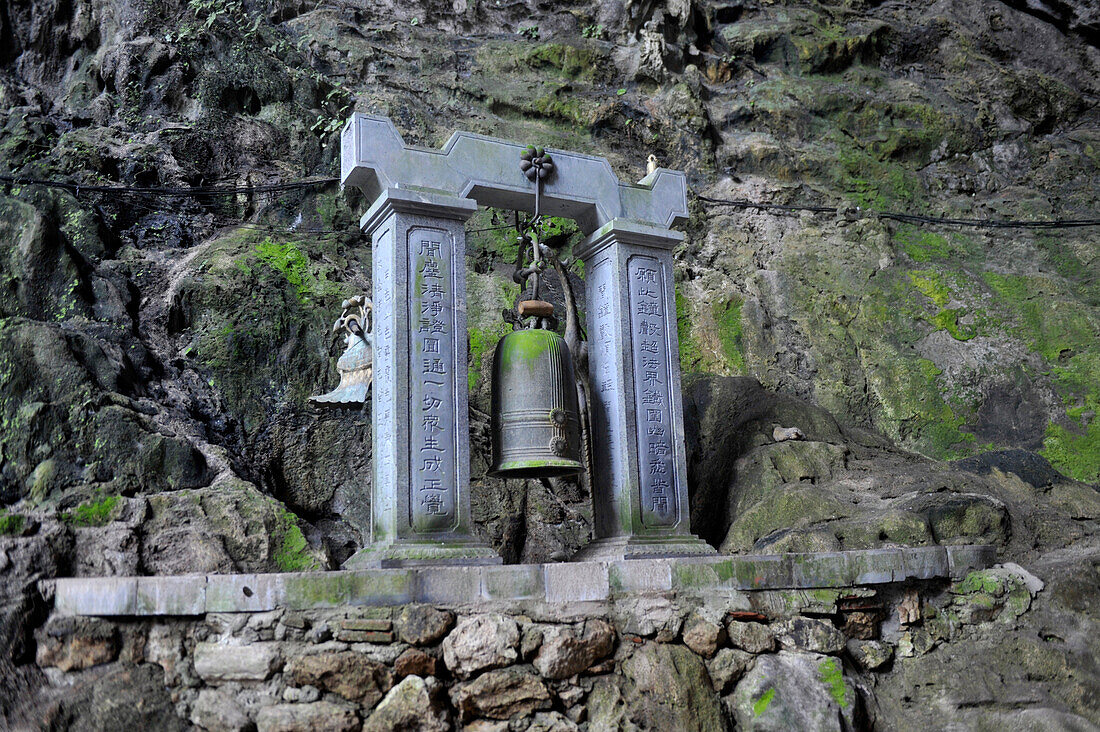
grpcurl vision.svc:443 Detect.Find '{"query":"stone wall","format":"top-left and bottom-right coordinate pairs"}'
top-left (26, 564), bottom-right (1042, 731)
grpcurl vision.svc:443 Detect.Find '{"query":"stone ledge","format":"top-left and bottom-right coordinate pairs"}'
top-left (44, 545), bottom-right (995, 617)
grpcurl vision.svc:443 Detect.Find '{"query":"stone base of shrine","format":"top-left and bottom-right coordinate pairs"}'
top-left (570, 534), bottom-right (717, 562)
top-left (342, 538), bottom-right (503, 570)
top-left (44, 545), bottom-right (995, 618)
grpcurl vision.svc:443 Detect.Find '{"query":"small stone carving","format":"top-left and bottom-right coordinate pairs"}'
top-left (310, 296), bottom-right (373, 407)
top-left (772, 425), bottom-right (805, 442)
top-left (898, 589), bottom-right (921, 625)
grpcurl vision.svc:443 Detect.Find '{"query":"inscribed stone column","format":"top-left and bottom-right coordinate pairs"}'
top-left (572, 219), bottom-right (715, 561)
top-left (343, 188), bottom-right (500, 569)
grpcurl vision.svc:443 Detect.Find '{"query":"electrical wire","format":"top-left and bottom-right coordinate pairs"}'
top-left (4, 173), bottom-right (1097, 233)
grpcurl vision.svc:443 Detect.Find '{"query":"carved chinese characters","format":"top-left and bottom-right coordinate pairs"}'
top-left (345, 188), bottom-right (498, 569)
top-left (409, 230), bottom-right (458, 531)
top-left (628, 256), bottom-right (678, 528)
top-left (586, 257), bottom-right (624, 536)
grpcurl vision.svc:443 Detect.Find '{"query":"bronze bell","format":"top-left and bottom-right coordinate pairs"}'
top-left (489, 302), bottom-right (584, 479)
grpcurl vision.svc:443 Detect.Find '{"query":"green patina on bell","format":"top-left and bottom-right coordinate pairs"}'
top-left (489, 308), bottom-right (584, 479)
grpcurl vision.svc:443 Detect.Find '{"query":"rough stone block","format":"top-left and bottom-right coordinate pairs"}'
top-left (336, 629), bottom-right (395, 643)
top-left (190, 688), bottom-right (251, 732)
top-left (341, 618), bottom-right (392, 632)
top-left (193, 642), bottom-right (283, 682)
top-left (35, 617), bottom-right (119, 671)
top-left (544, 562), bottom-right (609, 603)
top-left (256, 701), bottom-right (359, 732)
top-left (136, 576), bottom-right (206, 615)
top-left (395, 605), bottom-right (455, 646)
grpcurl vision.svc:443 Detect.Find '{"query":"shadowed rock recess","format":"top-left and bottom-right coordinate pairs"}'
top-left (0, 0), bottom-right (1097, 729)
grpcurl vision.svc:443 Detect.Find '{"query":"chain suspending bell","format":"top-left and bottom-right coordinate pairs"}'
top-left (488, 147), bottom-right (585, 479)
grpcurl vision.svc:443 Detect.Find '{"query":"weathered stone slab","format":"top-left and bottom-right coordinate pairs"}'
top-left (206, 574), bottom-right (285, 613)
top-left (193, 642), bottom-right (283, 682)
top-left (482, 565), bottom-right (544, 601)
top-left (545, 562), bottom-right (609, 603)
top-left (946, 545), bottom-right (997, 576)
top-left (609, 559), bottom-right (673, 594)
top-left (417, 566), bottom-right (482, 604)
top-left (53, 577), bottom-right (136, 616)
top-left (136, 575), bottom-right (205, 615)
top-left (44, 547), bottom-right (996, 616)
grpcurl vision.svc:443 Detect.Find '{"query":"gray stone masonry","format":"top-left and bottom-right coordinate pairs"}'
top-left (340, 113), bottom-right (689, 235)
top-left (573, 219), bottom-right (714, 561)
top-left (344, 188), bottom-right (499, 569)
top-left (46, 546), bottom-right (995, 617)
top-left (341, 116), bottom-right (707, 562)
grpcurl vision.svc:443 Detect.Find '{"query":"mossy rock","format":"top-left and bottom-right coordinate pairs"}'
top-left (142, 479), bottom-right (327, 574)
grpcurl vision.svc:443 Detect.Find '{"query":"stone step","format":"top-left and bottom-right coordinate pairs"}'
top-left (43, 545), bottom-right (995, 617)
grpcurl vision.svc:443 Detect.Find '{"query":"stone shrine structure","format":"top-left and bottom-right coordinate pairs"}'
top-left (340, 114), bottom-right (714, 567)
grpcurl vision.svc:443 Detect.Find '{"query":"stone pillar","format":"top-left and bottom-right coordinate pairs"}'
top-left (343, 188), bottom-right (500, 569)
top-left (572, 219), bottom-right (715, 561)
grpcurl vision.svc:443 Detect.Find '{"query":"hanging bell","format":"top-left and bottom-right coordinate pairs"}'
top-left (489, 302), bottom-right (584, 479)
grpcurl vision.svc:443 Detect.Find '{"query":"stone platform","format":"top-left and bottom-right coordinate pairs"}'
top-left (45, 546), bottom-right (994, 617)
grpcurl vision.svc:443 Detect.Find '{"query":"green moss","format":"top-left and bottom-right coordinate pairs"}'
top-left (929, 308), bottom-right (975, 341)
top-left (0, 511), bottom-right (25, 535)
top-left (1042, 419), bottom-right (1100, 484)
top-left (953, 570), bottom-right (1004, 596)
top-left (982, 272), bottom-right (1098, 362)
top-left (468, 324), bottom-right (508, 391)
top-left (817, 658), bottom-right (850, 708)
top-left (676, 290), bottom-right (707, 372)
top-left (713, 297), bottom-right (747, 373)
top-left (249, 238), bottom-right (341, 305)
top-left (63, 494), bottom-right (121, 527)
top-left (908, 271), bottom-right (950, 307)
top-left (275, 511), bottom-right (321, 571)
top-left (753, 688), bottom-right (776, 717)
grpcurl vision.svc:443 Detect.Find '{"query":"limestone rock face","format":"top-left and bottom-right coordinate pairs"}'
top-left (190, 689), bottom-right (252, 732)
top-left (532, 619), bottom-right (615, 679)
top-left (450, 667), bottom-right (552, 722)
top-left (362, 675), bottom-right (452, 732)
top-left (45, 663), bottom-right (189, 732)
top-left (285, 650), bottom-right (392, 707)
top-left (35, 617), bottom-right (119, 671)
top-left (588, 642), bottom-right (726, 731)
top-left (2, 0), bottom-right (1100, 726)
top-left (731, 651), bottom-right (858, 731)
top-left (255, 702), bottom-right (359, 732)
top-left (442, 614), bottom-right (520, 679)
